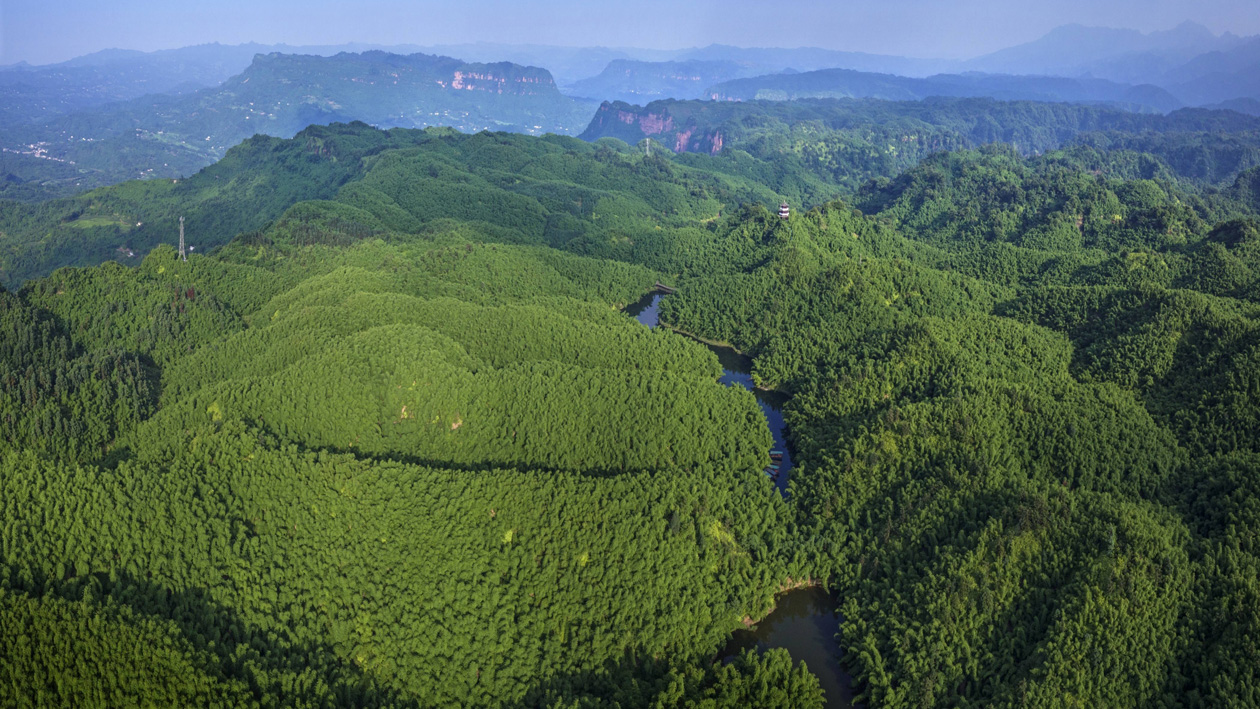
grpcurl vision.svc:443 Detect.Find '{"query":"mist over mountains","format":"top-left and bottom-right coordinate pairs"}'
top-left (702, 69), bottom-right (1184, 113)
top-left (4, 20), bottom-right (1260, 201)
top-left (964, 21), bottom-right (1242, 80)
top-left (4, 21), bottom-right (1258, 116)
top-left (0, 51), bottom-right (597, 197)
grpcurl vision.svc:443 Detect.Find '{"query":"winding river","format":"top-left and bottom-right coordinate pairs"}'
top-left (625, 291), bottom-right (856, 708)
top-left (624, 293), bottom-right (796, 492)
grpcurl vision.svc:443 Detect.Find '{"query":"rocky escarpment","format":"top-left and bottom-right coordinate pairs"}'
top-left (578, 101), bottom-right (726, 155)
top-left (243, 52), bottom-right (563, 98)
top-left (438, 62), bottom-right (559, 96)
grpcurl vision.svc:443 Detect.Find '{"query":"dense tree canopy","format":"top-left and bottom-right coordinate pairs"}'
top-left (2, 115), bottom-right (1260, 707)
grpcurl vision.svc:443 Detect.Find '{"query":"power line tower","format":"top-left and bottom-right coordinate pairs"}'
top-left (645, 137), bottom-right (651, 157)
top-left (178, 216), bottom-right (187, 262)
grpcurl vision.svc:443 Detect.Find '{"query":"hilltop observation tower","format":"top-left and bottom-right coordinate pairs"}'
top-left (779, 202), bottom-right (790, 220)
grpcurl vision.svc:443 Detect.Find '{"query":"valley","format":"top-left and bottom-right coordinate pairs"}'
top-left (4, 14), bottom-right (1260, 708)
top-left (2, 117), bottom-right (1259, 705)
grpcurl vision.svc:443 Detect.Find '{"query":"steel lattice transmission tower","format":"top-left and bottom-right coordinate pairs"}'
top-left (178, 216), bottom-right (187, 261)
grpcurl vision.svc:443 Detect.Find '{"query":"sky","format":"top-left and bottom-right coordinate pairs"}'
top-left (2, 0), bottom-right (1258, 66)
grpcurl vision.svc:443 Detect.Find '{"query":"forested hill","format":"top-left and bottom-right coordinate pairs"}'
top-left (0, 230), bottom-right (816, 707)
top-left (0, 51), bottom-right (597, 198)
top-left (0, 121), bottom-right (842, 287)
top-left (4, 118), bottom-right (1260, 706)
top-left (703, 67), bottom-right (1183, 112)
top-left (3, 108), bottom-right (1260, 706)
top-left (654, 147), bottom-right (1260, 706)
top-left (8, 103), bottom-right (1260, 288)
top-left (580, 97), bottom-right (1260, 190)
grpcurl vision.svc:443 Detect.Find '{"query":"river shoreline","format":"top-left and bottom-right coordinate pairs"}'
top-left (626, 292), bottom-right (790, 393)
top-left (624, 289), bottom-right (855, 708)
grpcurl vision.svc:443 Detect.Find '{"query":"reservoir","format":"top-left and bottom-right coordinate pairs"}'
top-left (720, 586), bottom-right (856, 708)
top-left (625, 290), bottom-right (855, 708)
top-left (624, 292), bottom-right (794, 493)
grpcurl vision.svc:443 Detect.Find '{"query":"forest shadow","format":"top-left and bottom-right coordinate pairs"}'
top-left (507, 650), bottom-right (695, 708)
top-left (233, 414), bottom-right (714, 481)
top-left (6, 564), bottom-right (418, 708)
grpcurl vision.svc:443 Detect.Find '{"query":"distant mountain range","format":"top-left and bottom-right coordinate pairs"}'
top-left (560, 50), bottom-right (969, 104)
top-left (1208, 97), bottom-right (1260, 116)
top-left (0, 40), bottom-right (958, 115)
top-left (566, 60), bottom-right (762, 103)
top-left (0, 42), bottom-right (448, 127)
top-left (1, 51), bottom-right (596, 196)
top-left (579, 97), bottom-right (1260, 159)
top-left (439, 25), bottom-right (1260, 111)
top-left (7, 23), bottom-right (1259, 119)
top-left (964, 21), bottom-right (1242, 80)
top-left (566, 24), bottom-right (1260, 110)
top-left (704, 68), bottom-right (1183, 113)
top-left (426, 43), bottom-right (956, 86)
top-left (961, 22), bottom-right (1260, 108)
top-left (452, 26), bottom-right (1260, 109)
top-left (6, 22), bottom-right (1260, 201)
top-left (1161, 38), bottom-right (1260, 106)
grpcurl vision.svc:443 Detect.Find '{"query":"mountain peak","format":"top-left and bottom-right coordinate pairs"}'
top-left (1153, 20), bottom-right (1219, 45)
top-left (968, 21), bottom-right (1239, 80)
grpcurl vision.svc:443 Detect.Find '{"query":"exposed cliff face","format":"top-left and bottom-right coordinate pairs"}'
top-left (217, 52), bottom-right (590, 136)
top-left (580, 101), bottom-right (726, 155)
top-left (617, 108), bottom-right (673, 135)
top-left (245, 53), bottom-right (562, 99)
top-left (440, 63), bottom-right (559, 96)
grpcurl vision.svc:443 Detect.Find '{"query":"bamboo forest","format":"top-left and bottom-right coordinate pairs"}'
top-left (2, 95), bottom-right (1260, 707)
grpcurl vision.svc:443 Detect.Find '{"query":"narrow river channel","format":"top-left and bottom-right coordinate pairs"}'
top-left (625, 291), bottom-right (856, 709)
top-left (624, 292), bottom-right (795, 492)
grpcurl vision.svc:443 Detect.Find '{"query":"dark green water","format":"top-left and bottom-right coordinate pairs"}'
top-left (625, 291), bottom-right (855, 708)
top-left (625, 292), bottom-right (794, 492)
top-left (720, 587), bottom-right (855, 708)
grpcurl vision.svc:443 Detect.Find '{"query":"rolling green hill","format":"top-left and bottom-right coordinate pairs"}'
top-left (580, 97), bottom-right (1260, 192)
top-left (0, 120), bottom-right (850, 288)
top-left (3, 108), bottom-right (1260, 707)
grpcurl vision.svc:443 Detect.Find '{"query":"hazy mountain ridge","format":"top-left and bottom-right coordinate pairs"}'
top-left (565, 59), bottom-right (759, 103)
top-left (704, 68), bottom-right (1183, 112)
top-left (431, 42), bottom-right (956, 87)
top-left (555, 45), bottom-right (958, 102)
top-left (7, 22), bottom-right (1260, 203)
top-left (965, 22), bottom-right (1260, 107)
top-left (0, 50), bottom-right (596, 198)
top-left (672, 44), bottom-right (953, 77)
top-left (10, 23), bottom-right (1259, 121)
top-left (0, 41), bottom-right (444, 126)
top-left (1207, 97), bottom-right (1260, 117)
top-left (1160, 37), bottom-right (1260, 106)
top-left (552, 25), bottom-right (1260, 109)
top-left (965, 21), bottom-right (1243, 78)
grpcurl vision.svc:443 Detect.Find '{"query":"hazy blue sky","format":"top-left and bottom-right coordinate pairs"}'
top-left (2, 0), bottom-right (1258, 65)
